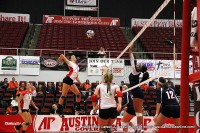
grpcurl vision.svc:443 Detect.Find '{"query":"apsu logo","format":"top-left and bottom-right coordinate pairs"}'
top-left (43, 59), bottom-right (57, 68)
top-left (45, 16), bottom-right (54, 23)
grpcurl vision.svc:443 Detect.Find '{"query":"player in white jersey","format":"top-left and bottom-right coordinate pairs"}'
top-left (92, 72), bottom-right (122, 133)
top-left (55, 54), bottom-right (82, 117)
top-left (14, 82), bottom-right (38, 133)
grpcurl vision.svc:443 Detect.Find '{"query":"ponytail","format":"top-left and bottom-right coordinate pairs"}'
top-left (104, 72), bottom-right (113, 95)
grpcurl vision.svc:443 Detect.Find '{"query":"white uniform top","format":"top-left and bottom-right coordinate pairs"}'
top-left (20, 91), bottom-right (32, 110)
top-left (97, 83), bottom-right (119, 109)
top-left (67, 61), bottom-right (79, 80)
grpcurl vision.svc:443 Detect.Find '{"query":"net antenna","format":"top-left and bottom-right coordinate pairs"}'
top-left (105, 0), bottom-right (174, 92)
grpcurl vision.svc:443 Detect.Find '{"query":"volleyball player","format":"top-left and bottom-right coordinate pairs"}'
top-left (92, 71), bottom-right (122, 133)
top-left (151, 77), bottom-right (180, 133)
top-left (14, 82), bottom-right (38, 133)
top-left (56, 54), bottom-right (82, 117)
top-left (121, 85), bottom-right (136, 132)
top-left (129, 45), bottom-right (148, 133)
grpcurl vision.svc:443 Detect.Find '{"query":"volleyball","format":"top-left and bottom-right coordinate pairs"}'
top-left (86, 30), bottom-right (95, 38)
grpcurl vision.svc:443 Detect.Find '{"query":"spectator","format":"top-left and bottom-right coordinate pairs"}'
top-left (120, 81), bottom-right (125, 91)
top-left (6, 96), bottom-right (18, 115)
top-left (82, 79), bottom-right (92, 101)
top-left (16, 86), bottom-right (24, 97)
top-left (56, 82), bottom-right (63, 94)
top-left (31, 82), bottom-right (37, 99)
top-left (8, 77), bottom-right (19, 90)
top-left (92, 80), bottom-right (99, 91)
top-left (20, 82), bottom-right (26, 90)
top-left (83, 79), bottom-right (92, 91)
top-left (97, 47), bottom-right (106, 58)
top-left (37, 84), bottom-right (45, 95)
top-left (0, 78), bottom-right (9, 90)
top-left (46, 82), bottom-right (55, 94)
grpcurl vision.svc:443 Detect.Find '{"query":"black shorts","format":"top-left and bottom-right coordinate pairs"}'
top-left (126, 105), bottom-right (135, 116)
top-left (63, 76), bottom-right (74, 85)
top-left (22, 109), bottom-right (30, 112)
top-left (161, 105), bottom-right (180, 118)
top-left (132, 87), bottom-right (144, 99)
top-left (99, 107), bottom-right (118, 119)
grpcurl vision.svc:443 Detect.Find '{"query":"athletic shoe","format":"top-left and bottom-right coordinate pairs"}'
top-left (14, 126), bottom-right (20, 133)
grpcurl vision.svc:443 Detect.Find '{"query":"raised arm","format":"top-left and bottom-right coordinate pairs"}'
top-left (129, 46), bottom-right (137, 74)
top-left (58, 54), bottom-right (71, 66)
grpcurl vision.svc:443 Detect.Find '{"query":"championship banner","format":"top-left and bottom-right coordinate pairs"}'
top-left (67, 0), bottom-right (97, 6)
top-left (131, 18), bottom-right (182, 27)
top-left (0, 115), bottom-right (195, 132)
top-left (0, 12), bottom-right (30, 22)
top-left (0, 55), bottom-right (19, 75)
top-left (40, 57), bottom-right (86, 72)
top-left (174, 60), bottom-right (193, 78)
top-left (19, 56), bottom-right (40, 75)
top-left (43, 15), bottom-right (120, 26)
top-left (88, 58), bottom-right (124, 76)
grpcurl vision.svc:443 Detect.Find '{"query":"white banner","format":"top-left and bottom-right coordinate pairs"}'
top-left (0, 56), bottom-right (19, 75)
top-left (67, 0), bottom-right (96, 6)
top-left (174, 60), bottom-right (193, 78)
top-left (19, 56), bottom-right (40, 75)
top-left (88, 58), bottom-right (124, 76)
top-left (0, 12), bottom-right (30, 22)
top-left (131, 18), bottom-right (182, 27)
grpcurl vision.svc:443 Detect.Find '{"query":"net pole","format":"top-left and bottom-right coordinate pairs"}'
top-left (180, 0), bottom-right (191, 132)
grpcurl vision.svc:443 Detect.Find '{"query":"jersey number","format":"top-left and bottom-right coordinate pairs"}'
top-left (166, 91), bottom-right (175, 99)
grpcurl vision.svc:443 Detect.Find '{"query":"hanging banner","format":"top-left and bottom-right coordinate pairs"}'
top-left (43, 15), bottom-right (120, 26)
top-left (0, 12), bottom-right (30, 22)
top-left (174, 60), bottom-right (193, 78)
top-left (0, 115), bottom-right (195, 132)
top-left (88, 58), bottom-right (124, 76)
top-left (0, 55), bottom-right (19, 75)
top-left (67, 0), bottom-right (97, 6)
top-left (19, 56), bottom-right (40, 75)
top-left (40, 57), bottom-right (86, 72)
top-left (131, 18), bottom-right (182, 27)
top-left (137, 59), bottom-right (156, 78)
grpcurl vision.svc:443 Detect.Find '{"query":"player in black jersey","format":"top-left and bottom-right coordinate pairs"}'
top-left (121, 85), bottom-right (136, 132)
top-left (152, 77), bottom-right (180, 133)
top-left (128, 45), bottom-right (149, 133)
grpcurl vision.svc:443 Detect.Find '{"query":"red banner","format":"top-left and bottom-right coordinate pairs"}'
top-left (0, 115), bottom-right (195, 132)
top-left (43, 15), bottom-right (120, 26)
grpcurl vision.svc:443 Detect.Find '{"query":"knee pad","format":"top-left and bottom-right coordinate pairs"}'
top-left (61, 95), bottom-right (66, 100)
top-left (76, 93), bottom-right (81, 98)
top-left (25, 122), bottom-right (30, 126)
top-left (136, 112), bottom-right (143, 116)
